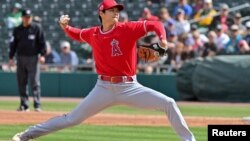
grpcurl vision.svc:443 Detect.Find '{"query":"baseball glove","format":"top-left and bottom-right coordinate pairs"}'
top-left (138, 43), bottom-right (167, 62)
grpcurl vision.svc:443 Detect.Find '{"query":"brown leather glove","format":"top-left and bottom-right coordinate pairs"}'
top-left (138, 43), bottom-right (167, 62)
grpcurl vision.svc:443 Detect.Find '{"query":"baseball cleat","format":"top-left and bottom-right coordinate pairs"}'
top-left (17, 106), bottom-right (30, 112)
top-left (12, 132), bottom-right (24, 141)
top-left (34, 108), bottom-right (42, 112)
top-left (12, 130), bottom-right (30, 141)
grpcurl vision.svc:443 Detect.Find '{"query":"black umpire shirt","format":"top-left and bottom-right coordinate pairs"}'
top-left (9, 23), bottom-right (46, 59)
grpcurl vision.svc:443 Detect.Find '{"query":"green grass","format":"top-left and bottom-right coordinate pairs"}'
top-left (0, 125), bottom-right (206, 141)
top-left (0, 100), bottom-right (250, 117)
top-left (180, 105), bottom-right (250, 117)
top-left (0, 101), bottom-right (77, 112)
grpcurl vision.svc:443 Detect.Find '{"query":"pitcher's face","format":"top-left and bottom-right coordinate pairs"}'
top-left (100, 7), bottom-right (120, 24)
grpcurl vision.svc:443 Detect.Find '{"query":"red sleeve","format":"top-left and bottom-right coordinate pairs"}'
top-left (145, 21), bottom-right (166, 40)
top-left (126, 21), bottom-right (166, 41)
top-left (125, 21), bottom-right (147, 40)
top-left (64, 26), bottom-right (92, 43)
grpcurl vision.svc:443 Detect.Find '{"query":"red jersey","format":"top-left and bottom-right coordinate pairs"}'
top-left (64, 21), bottom-right (166, 76)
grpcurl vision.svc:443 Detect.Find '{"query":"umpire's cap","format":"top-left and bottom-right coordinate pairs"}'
top-left (98, 0), bottom-right (124, 13)
top-left (22, 9), bottom-right (32, 17)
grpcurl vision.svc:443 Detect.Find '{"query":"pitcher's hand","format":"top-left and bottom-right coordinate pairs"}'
top-left (59, 15), bottom-right (70, 29)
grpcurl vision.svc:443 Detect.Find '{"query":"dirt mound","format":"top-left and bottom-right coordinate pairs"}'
top-left (0, 110), bottom-right (248, 127)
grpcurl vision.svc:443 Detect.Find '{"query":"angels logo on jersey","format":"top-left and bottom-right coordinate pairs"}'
top-left (111, 39), bottom-right (123, 56)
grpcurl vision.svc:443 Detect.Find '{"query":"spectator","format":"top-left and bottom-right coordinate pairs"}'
top-left (119, 11), bottom-right (129, 22)
top-left (165, 19), bottom-right (178, 39)
top-left (190, 30), bottom-right (205, 57)
top-left (173, 0), bottom-right (193, 19)
top-left (181, 35), bottom-right (194, 60)
top-left (44, 41), bottom-right (61, 64)
top-left (209, 4), bottom-right (234, 32)
top-left (170, 31), bottom-right (179, 42)
top-left (170, 42), bottom-right (186, 72)
top-left (238, 40), bottom-right (250, 54)
top-left (193, 0), bottom-right (217, 27)
top-left (158, 7), bottom-right (174, 30)
top-left (225, 25), bottom-right (242, 54)
top-left (81, 43), bottom-right (93, 65)
top-left (190, 24), bottom-right (199, 32)
top-left (185, 24), bottom-right (208, 50)
top-left (33, 16), bottom-right (42, 27)
top-left (244, 21), bottom-right (250, 46)
top-left (214, 25), bottom-right (230, 54)
top-left (164, 31), bottom-right (178, 66)
top-left (191, 0), bottom-right (203, 16)
top-left (60, 41), bottom-right (79, 66)
top-left (202, 31), bottom-right (217, 57)
top-left (5, 3), bottom-right (22, 29)
top-left (233, 13), bottom-right (245, 34)
top-left (174, 8), bottom-right (190, 36)
top-left (138, 7), bottom-right (159, 21)
top-left (8, 9), bottom-right (46, 112)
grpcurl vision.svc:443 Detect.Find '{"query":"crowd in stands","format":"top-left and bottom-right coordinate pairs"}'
top-left (138, 0), bottom-right (250, 73)
top-left (1, 0), bottom-right (250, 73)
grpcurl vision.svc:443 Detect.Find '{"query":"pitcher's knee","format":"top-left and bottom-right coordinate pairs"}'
top-left (165, 97), bottom-right (176, 106)
top-left (64, 114), bottom-right (82, 126)
top-left (163, 97), bottom-right (178, 110)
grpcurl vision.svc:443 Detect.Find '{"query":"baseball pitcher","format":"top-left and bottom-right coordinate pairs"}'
top-left (12, 0), bottom-right (196, 141)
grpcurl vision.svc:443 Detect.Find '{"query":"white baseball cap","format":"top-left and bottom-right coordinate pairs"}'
top-left (204, 0), bottom-right (212, 3)
top-left (221, 4), bottom-right (229, 10)
top-left (60, 41), bottom-right (71, 48)
top-left (246, 21), bottom-right (250, 28)
top-left (177, 8), bottom-right (185, 14)
top-left (231, 24), bottom-right (239, 30)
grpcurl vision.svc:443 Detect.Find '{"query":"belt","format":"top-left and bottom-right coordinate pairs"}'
top-left (100, 75), bottom-right (133, 83)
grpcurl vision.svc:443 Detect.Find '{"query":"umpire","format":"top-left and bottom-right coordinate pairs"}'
top-left (9, 9), bottom-right (46, 112)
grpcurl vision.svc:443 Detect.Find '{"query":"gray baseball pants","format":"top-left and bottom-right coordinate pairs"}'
top-left (20, 76), bottom-right (195, 141)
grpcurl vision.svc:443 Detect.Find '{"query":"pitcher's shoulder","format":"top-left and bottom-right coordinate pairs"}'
top-left (117, 21), bottom-right (145, 28)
